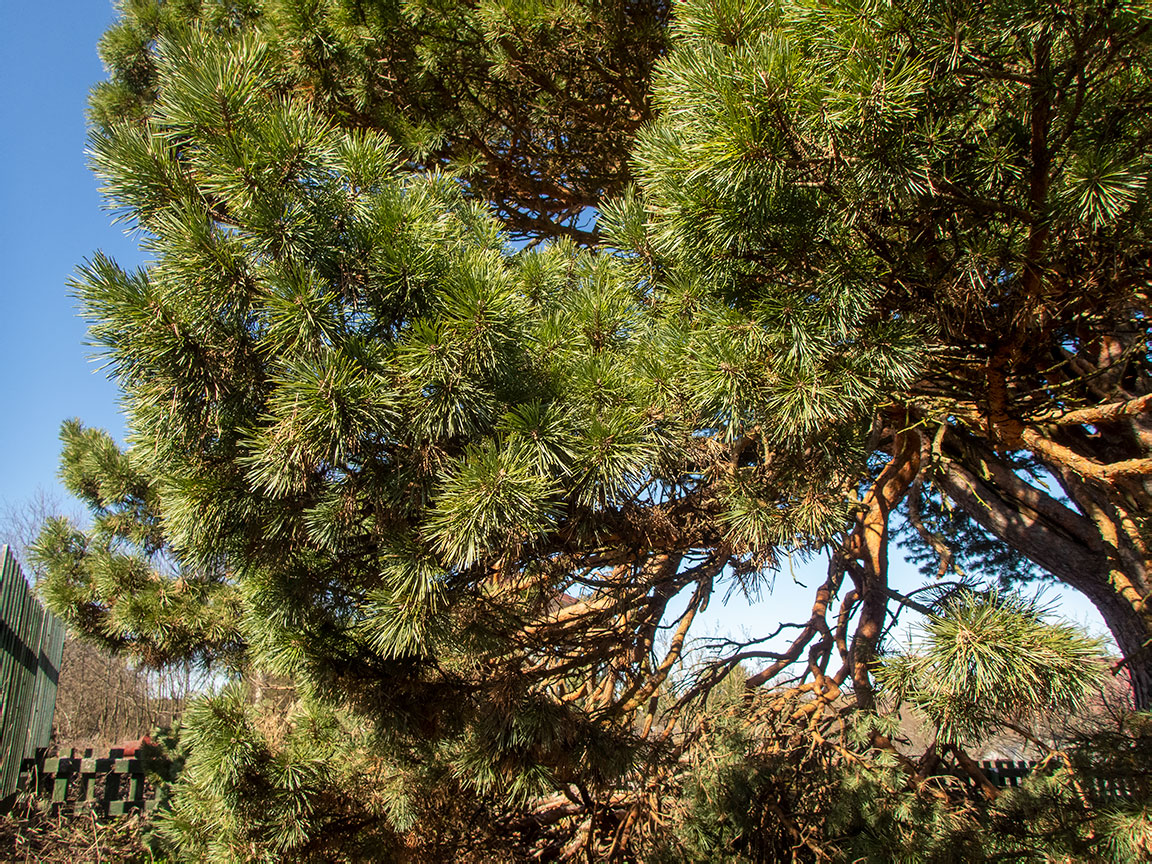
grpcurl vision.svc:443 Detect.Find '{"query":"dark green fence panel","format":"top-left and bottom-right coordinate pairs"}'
top-left (0, 545), bottom-right (65, 799)
top-left (954, 760), bottom-right (1138, 802)
top-left (18, 748), bottom-right (161, 816)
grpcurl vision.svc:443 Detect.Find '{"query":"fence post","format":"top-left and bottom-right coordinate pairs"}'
top-left (0, 545), bottom-right (65, 800)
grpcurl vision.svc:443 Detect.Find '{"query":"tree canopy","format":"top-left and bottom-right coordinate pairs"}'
top-left (30, 0), bottom-right (1152, 860)
top-left (632, 0), bottom-right (1152, 703)
top-left (89, 0), bottom-right (668, 243)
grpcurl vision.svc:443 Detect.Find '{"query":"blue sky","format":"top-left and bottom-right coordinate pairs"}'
top-left (0, 2), bottom-right (1107, 642)
top-left (1, 2), bottom-right (139, 513)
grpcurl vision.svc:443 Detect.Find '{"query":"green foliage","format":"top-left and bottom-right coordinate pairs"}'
top-left (35, 0), bottom-right (1152, 860)
top-left (31, 421), bottom-right (243, 668)
top-left (425, 442), bottom-right (560, 568)
top-left (154, 686), bottom-right (410, 861)
top-left (633, 0), bottom-right (1152, 359)
top-left (877, 590), bottom-right (1107, 746)
top-left (88, 0), bottom-right (669, 242)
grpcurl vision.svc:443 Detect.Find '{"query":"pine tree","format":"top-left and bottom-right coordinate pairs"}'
top-left (30, 0), bottom-right (1152, 859)
top-left (87, 0), bottom-right (668, 244)
top-left (629, 0), bottom-right (1152, 706)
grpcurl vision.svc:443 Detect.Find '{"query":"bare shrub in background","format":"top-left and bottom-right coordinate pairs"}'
top-left (51, 637), bottom-right (198, 750)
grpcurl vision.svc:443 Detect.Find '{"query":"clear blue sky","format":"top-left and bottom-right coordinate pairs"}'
top-left (0, 1), bottom-right (1107, 643)
top-left (1, 1), bottom-right (139, 513)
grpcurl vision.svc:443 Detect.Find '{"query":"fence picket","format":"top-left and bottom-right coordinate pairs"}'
top-left (0, 546), bottom-right (65, 800)
top-left (18, 747), bottom-right (160, 816)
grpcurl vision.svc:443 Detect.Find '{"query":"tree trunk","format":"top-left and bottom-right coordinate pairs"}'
top-left (1081, 583), bottom-right (1151, 709)
top-left (935, 436), bottom-right (1152, 708)
top-left (847, 428), bottom-right (921, 710)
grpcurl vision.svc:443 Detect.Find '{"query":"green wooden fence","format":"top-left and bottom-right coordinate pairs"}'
top-left (972, 759), bottom-right (1138, 801)
top-left (0, 545), bottom-right (66, 801)
top-left (19, 747), bottom-right (161, 816)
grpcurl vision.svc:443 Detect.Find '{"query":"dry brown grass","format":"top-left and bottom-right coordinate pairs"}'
top-left (0, 804), bottom-right (161, 863)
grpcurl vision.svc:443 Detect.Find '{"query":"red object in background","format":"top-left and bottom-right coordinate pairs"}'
top-left (113, 736), bottom-right (155, 757)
